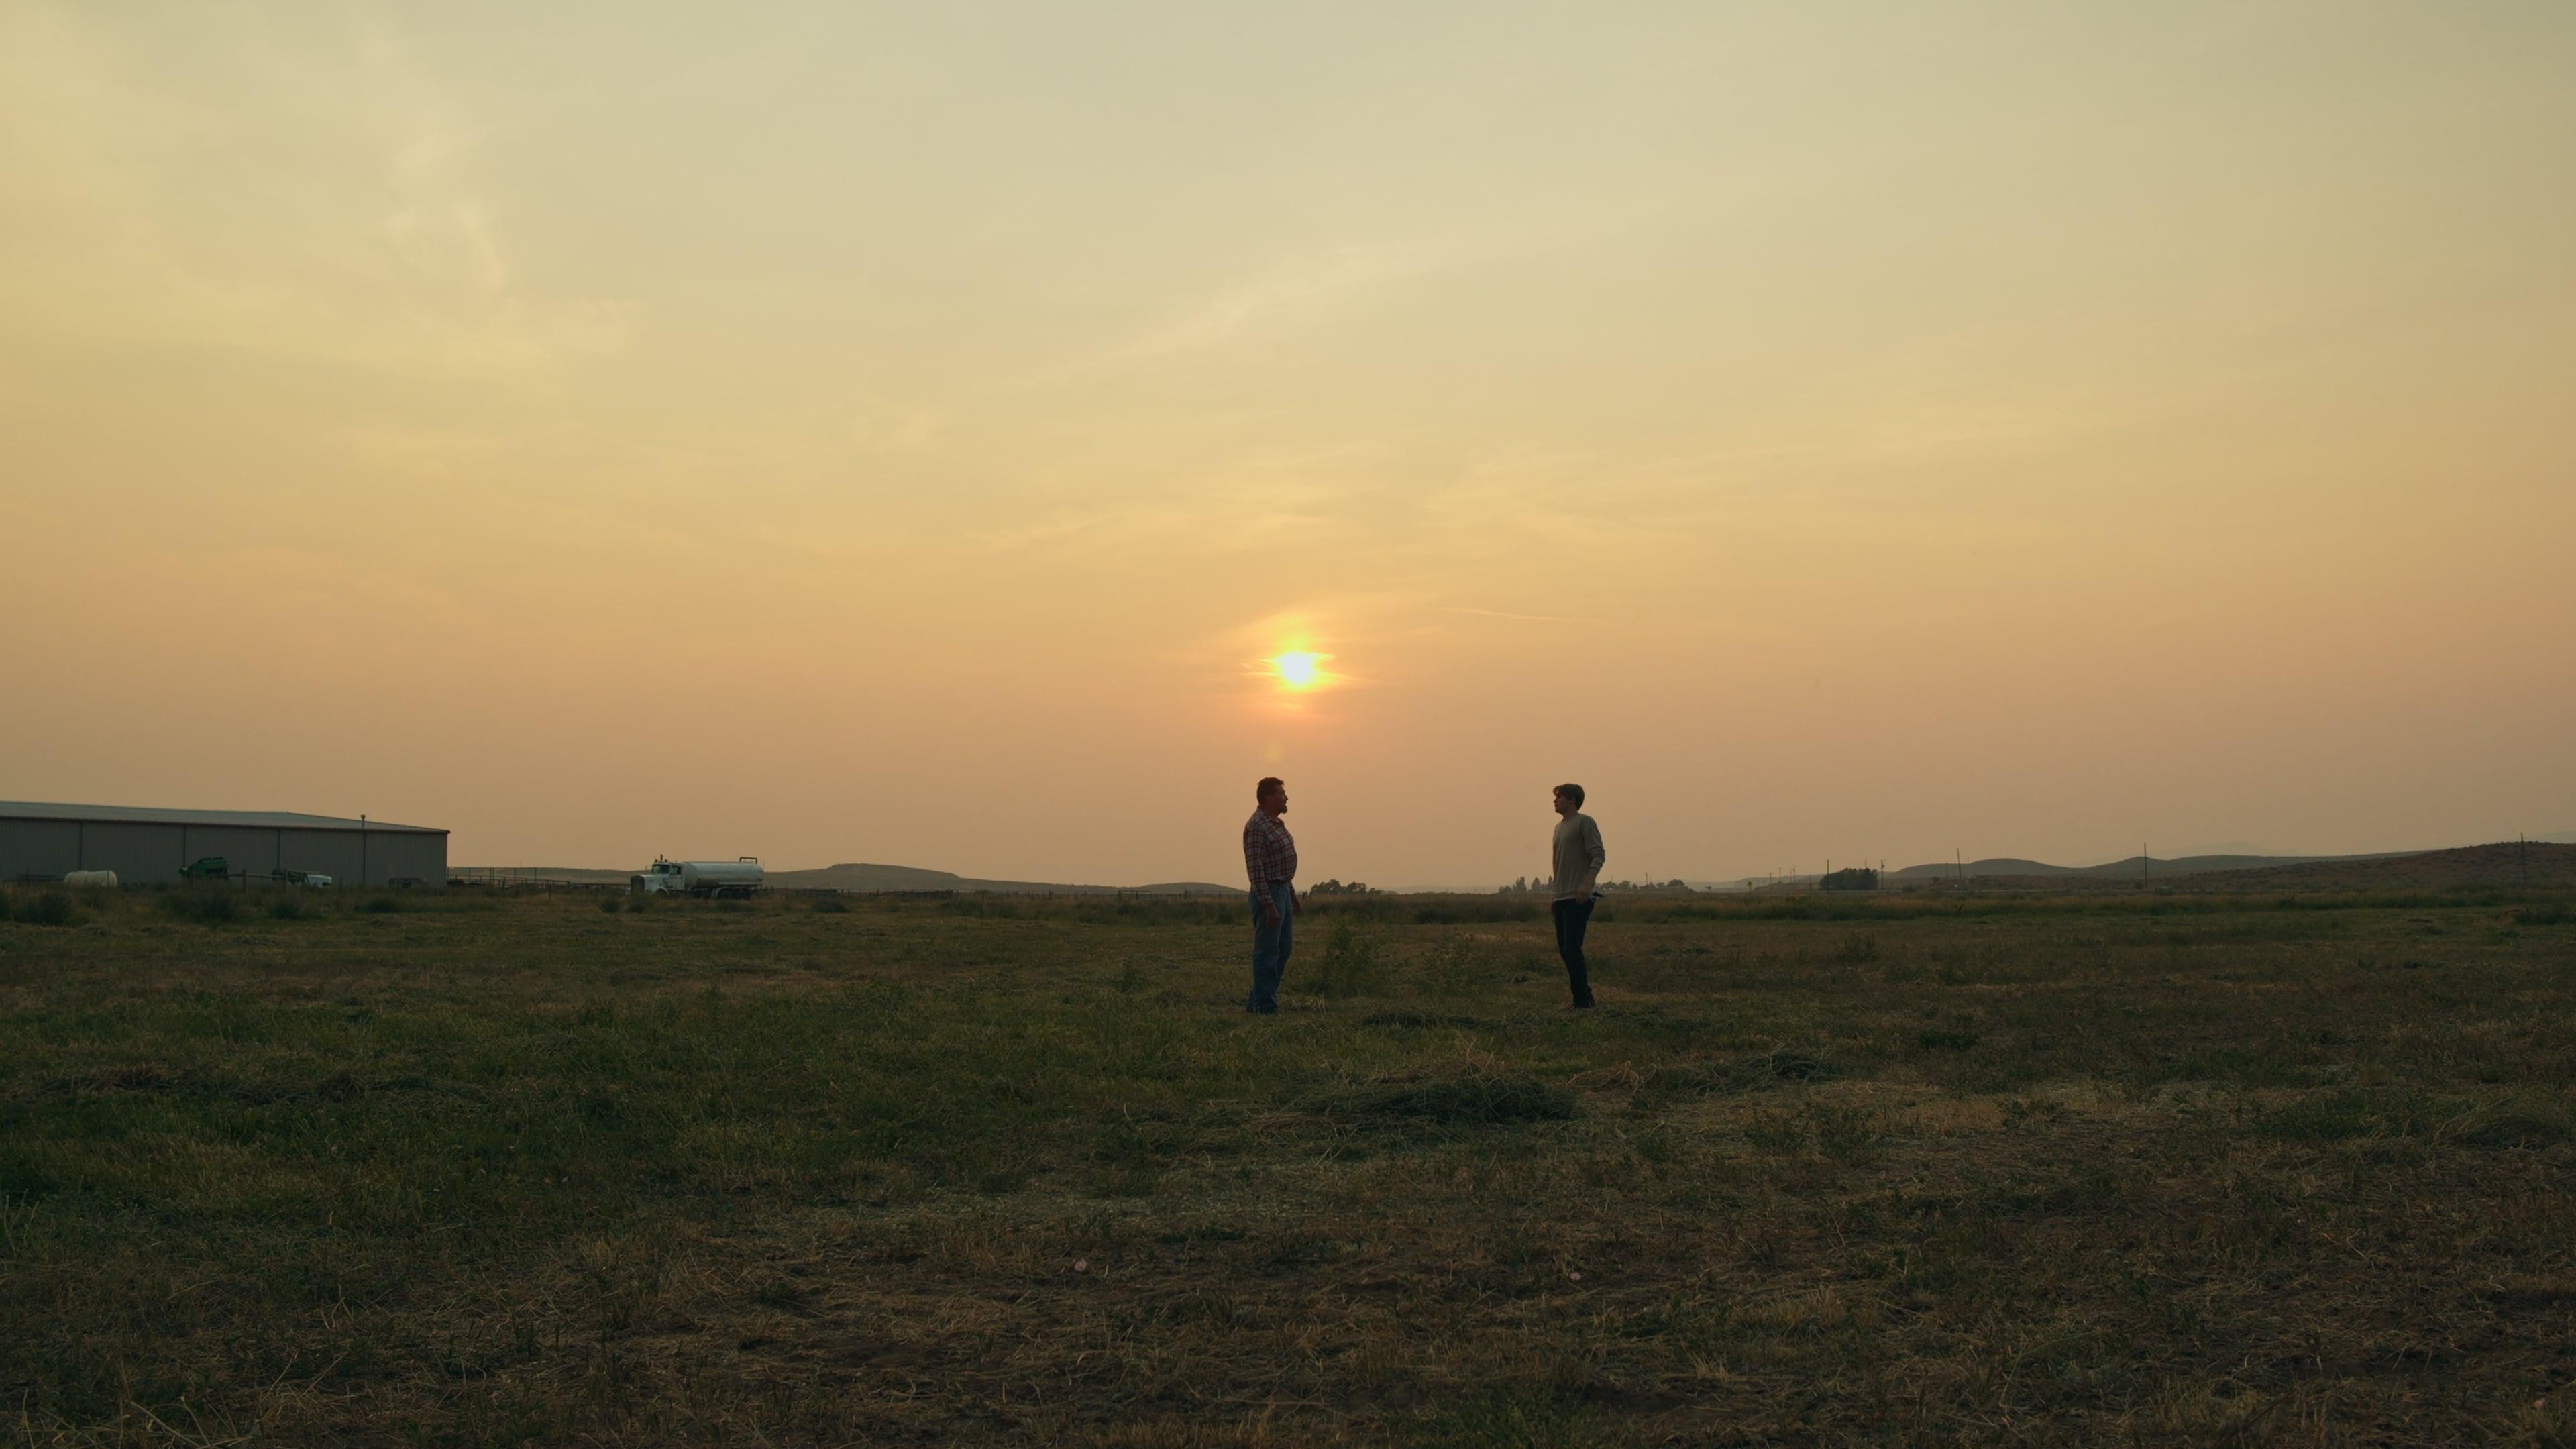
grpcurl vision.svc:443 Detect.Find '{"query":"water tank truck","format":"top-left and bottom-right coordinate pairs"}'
top-left (631, 857), bottom-right (764, 898)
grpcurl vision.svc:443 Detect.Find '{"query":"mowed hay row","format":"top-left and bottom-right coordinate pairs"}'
top-left (3, 888), bottom-right (2574, 1446)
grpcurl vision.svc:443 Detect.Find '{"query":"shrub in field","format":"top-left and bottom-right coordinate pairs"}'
top-left (156, 889), bottom-right (237, 924)
top-left (1310, 919), bottom-right (1391, 998)
top-left (266, 892), bottom-right (311, 921)
top-left (2257, 1091), bottom-right (2387, 1142)
top-left (598, 894), bottom-right (623, 914)
top-left (1737, 1047), bottom-right (1840, 1084)
top-left (1414, 937), bottom-right (1493, 998)
top-left (809, 895), bottom-right (849, 913)
top-left (1646, 1048), bottom-right (1844, 1098)
top-left (2442, 1098), bottom-right (2573, 1150)
top-left (1400, 897), bottom-right (1549, 926)
top-left (1361, 1009), bottom-right (1493, 1030)
top-left (7, 890), bottom-right (81, 927)
top-left (1307, 1067), bottom-right (1576, 1127)
top-left (360, 896), bottom-right (402, 914)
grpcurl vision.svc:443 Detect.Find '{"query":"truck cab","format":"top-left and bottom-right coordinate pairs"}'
top-left (632, 859), bottom-right (688, 895)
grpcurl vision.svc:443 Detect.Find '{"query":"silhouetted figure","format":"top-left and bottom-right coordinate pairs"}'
top-left (1550, 783), bottom-right (1607, 1008)
top-left (1242, 777), bottom-right (1299, 1013)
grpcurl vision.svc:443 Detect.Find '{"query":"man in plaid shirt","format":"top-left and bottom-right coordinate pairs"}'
top-left (1242, 776), bottom-right (1299, 1013)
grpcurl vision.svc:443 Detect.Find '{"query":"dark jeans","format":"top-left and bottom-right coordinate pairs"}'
top-left (1552, 896), bottom-right (1596, 1007)
top-left (1247, 881), bottom-right (1295, 1012)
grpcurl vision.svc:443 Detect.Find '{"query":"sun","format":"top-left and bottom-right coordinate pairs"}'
top-left (1270, 651), bottom-right (1328, 690)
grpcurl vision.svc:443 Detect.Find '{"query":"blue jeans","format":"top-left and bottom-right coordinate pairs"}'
top-left (1247, 881), bottom-right (1295, 1012)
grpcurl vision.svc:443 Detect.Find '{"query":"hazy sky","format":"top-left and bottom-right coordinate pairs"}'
top-left (5, 2), bottom-right (2571, 885)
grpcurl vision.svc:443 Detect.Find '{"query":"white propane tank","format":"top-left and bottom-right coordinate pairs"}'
top-left (64, 869), bottom-right (118, 887)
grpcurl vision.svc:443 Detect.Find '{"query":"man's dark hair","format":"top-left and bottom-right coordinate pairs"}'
top-left (1256, 776), bottom-right (1285, 803)
top-left (1555, 782), bottom-right (1585, 808)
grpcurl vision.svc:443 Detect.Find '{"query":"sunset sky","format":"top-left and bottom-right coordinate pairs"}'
top-left (5, 3), bottom-right (2571, 886)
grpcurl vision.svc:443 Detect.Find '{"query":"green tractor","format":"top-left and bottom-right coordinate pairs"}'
top-left (180, 857), bottom-right (230, 882)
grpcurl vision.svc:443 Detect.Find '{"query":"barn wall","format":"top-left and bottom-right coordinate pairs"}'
top-left (0, 818), bottom-right (82, 881)
top-left (280, 830), bottom-right (364, 883)
top-left (274, 829), bottom-right (447, 886)
top-left (74, 822), bottom-right (188, 883)
top-left (176, 826), bottom-right (283, 878)
top-left (0, 816), bottom-right (447, 887)
top-left (366, 832), bottom-right (447, 886)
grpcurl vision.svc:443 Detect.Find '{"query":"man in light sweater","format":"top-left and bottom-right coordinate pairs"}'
top-left (1550, 783), bottom-right (1607, 1009)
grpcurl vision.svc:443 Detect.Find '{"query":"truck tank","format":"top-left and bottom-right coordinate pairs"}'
top-left (680, 858), bottom-right (763, 896)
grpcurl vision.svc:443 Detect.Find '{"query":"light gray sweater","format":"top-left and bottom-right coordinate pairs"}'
top-left (1551, 812), bottom-right (1606, 901)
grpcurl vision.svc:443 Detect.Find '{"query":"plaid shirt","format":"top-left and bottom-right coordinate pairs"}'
top-left (1243, 810), bottom-right (1297, 890)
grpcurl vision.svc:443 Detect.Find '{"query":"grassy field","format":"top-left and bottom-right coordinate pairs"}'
top-left (4, 884), bottom-right (2574, 1446)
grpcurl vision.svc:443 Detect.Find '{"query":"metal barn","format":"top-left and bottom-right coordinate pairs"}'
top-left (0, 802), bottom-right (447, 887)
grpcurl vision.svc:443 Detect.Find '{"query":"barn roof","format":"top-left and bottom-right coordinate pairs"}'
top-left (0, 802), bottom-right (446, 834)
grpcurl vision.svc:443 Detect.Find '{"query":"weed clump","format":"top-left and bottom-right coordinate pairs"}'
top-left (1310, 920), bottom-right (1391, 998)
top-left (2444, 1100), bottom-right (2572, 1150)
top-left (7, 890), bottom-right (81, 927)
top-left (1644, 1047), bottom-right (1844, 1097)
top-left (1361, 1010), bottom-right (1491, 1030)
top-left (1415, 938), bottom-right (1493, 998)
top-left (1743, 1047), bottom-right (1840, 1083)
top-left (157, 890), bottom-right (238, 924)
top-left (266, 892), bottom-right (312, 921)
top-left (360, 896), bottom-right (402, 915)
top-left (1307, 1069), bottom-right (1576, 1128)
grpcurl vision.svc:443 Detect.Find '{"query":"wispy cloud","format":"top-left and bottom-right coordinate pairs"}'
top-left (1442, 606), bottom-right (1593, 625)
top-left (1089, 243), bottom-right (1434, 367)
top-left (0, 4), bottom-right (633, 379)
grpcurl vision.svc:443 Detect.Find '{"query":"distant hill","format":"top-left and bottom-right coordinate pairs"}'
top-left (767, 863), bottom-right (1236, 896)
top-left (1887, 857), bottom-right (2080, 880)
top-left (2167, 841), bottom-right (2576, 892)
top-left (1888, 851), bottom-right (2406, 882)
top-left (1880, 842), bottom-right (2576, 894)
top-left (455, 862), bottom-right (1237, 896)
